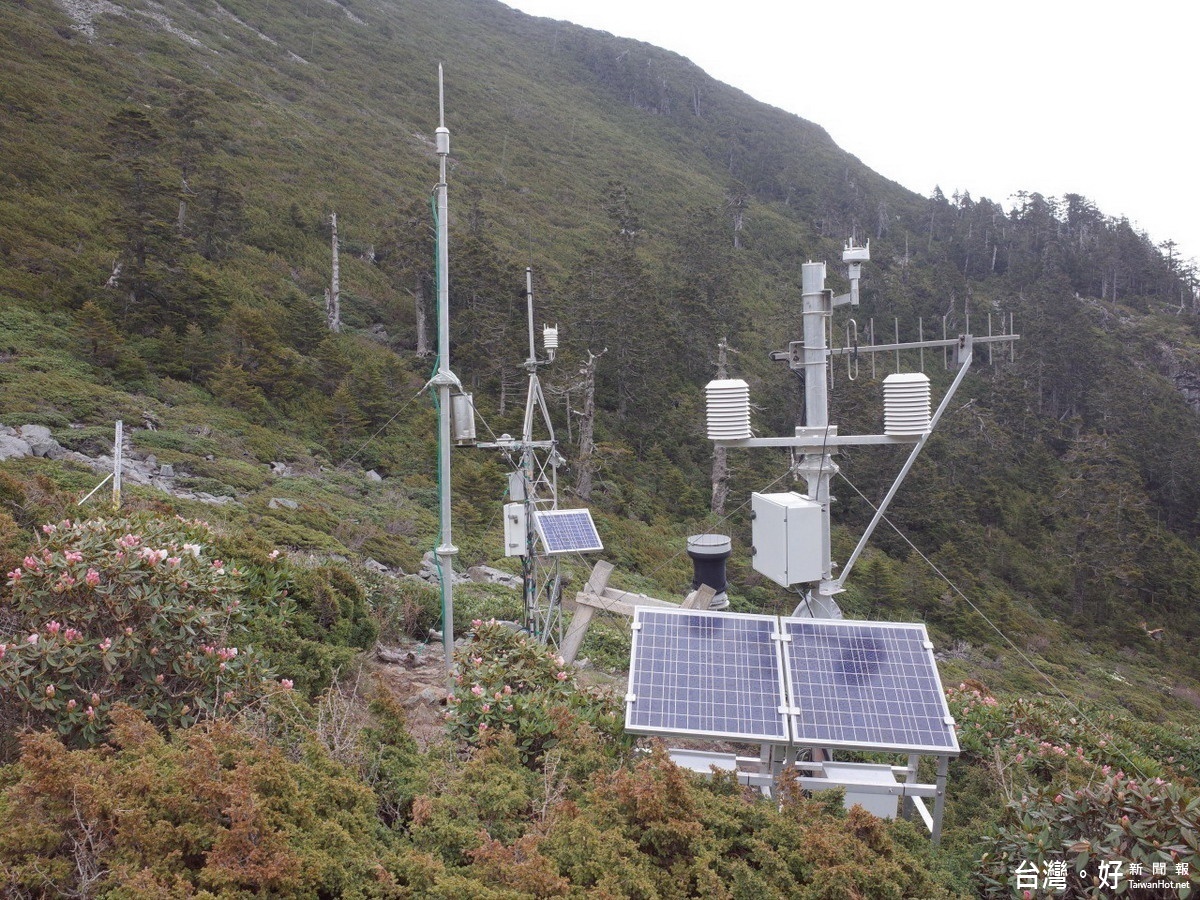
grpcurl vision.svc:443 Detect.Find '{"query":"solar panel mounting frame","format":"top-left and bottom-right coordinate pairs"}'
top-left (623, 608), bottom-right (959, 758)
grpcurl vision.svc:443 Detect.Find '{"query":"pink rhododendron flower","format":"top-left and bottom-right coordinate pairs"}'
top-left (67, 699), bottom-right (76, 710)
top-left (268, 549), bottom-right (280, 560)
top-left (167, 557), bottom-right (181, 567)
top-left (45, 621), bottom-right (61, 635)
top-left (555, 671), bottom-right (568, 680)
top-left (23, 555), bottom-right (39, 570)
top-left (7, 568), bottom-right (21, 582)
top-left (85, 569), bottom-right (100, 587)
top-left (280, 679), bottom-right (294, 690)
top-left (118, 533), bottom-right (140, 549)
top-left (471, 685), bottom-right (484, 696)
top-left (45, 684), bottom-right (55, 697)
top-left (64, 550), bottom-right (83, 564)
top-left (42, 524), bottom-right (56, 534)
top-left (478, 722), bottom-right (488, 732)
top-left (26, 633), bottom-right (38, 645)
top-left (86, 706), bottom-right (95, 720)
top-left (481, 704), bottom-right (491, 713)
top-left (99, 637), bottom-right (112, 651)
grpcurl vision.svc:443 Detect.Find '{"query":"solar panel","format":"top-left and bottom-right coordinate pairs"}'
top-left (534, 508), bottom-right (603, 555)
top-left (625, 608), bottom-right (789, 743)
top-left (782, 619), bottom-right (958, 754)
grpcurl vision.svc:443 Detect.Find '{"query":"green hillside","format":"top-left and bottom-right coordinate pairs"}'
top-left (1, 0), bottom-right (1198, 895)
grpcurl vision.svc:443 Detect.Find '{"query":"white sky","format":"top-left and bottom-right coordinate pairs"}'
top-left (503, 0), bottom-right (1200, 267)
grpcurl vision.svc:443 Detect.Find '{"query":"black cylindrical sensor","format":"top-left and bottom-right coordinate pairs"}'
top-left (686, 534), bottom-right (731, 609)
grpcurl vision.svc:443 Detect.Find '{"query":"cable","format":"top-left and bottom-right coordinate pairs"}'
top-left (333, 385), bottom-right (431, 473)
top-left (836, 469), bottom-right (1151, 781)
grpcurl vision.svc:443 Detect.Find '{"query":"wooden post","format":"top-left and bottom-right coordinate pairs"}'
top-left (559, 561), bottom-right (612, 665)
top-left (112, 420), bottom-right (123, 509)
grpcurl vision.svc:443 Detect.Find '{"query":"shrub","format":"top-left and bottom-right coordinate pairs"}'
top-left (445, 620), bottom-right (625, 766)
top-left (0, 706), bottom-right (405, 898)
top-left (0, 515), bottom-right (288, 747)
top-left (977, 774), bottom-right (1199, 898)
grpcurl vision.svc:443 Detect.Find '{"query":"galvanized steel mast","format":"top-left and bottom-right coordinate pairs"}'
top-left (432, 65), bottom-right (459, 668)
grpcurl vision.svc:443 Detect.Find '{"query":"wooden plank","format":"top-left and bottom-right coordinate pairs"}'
top-left (681, 585), bottom-right (716, 609)
top-left (559, 562), bottom-right (614, 665)
top-left (575, 590), bottom-right (679, 616)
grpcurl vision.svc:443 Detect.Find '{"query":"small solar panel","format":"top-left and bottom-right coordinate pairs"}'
top-left (625, 608), bottom-right (789, 743)
top-left (782, 619), bottom-right (958, 754)
top-left (534, 508), bottom-right (603, 555)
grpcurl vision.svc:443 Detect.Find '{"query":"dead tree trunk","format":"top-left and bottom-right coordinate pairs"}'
top-left (575, 348), bottom-right (605, 501)
top-left (414, 281), bottom-right (430, 356)
top-left (326, 213), bottom-right (342, 332)
top-left (711, 338), bottom-right (731, 516)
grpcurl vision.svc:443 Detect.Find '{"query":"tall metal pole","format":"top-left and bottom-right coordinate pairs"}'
top-left (432, 66), bottom-right (459, 668)
top-left (795, 262), bottom-right (840, 614)
top-left (522, 267), bottom-right (538, 633)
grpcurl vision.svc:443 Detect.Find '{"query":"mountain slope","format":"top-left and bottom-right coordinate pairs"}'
top-left (1, 0), bottom-right (1199, 719)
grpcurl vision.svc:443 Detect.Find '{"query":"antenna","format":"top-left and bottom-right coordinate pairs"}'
top-left (430, 65), bottom-right (462, 670)
top-left (707, 238), bottom-right (1019, 618)
top-left (477, 269), bottom-right (592, 643)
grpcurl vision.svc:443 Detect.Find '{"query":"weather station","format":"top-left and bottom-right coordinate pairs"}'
top-left (476, 269), bottom-right (602, 645)
top-left (621, 240), bottom-right (1019, 844)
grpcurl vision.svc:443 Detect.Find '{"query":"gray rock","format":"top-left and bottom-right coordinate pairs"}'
top-left (0, 425), bottom-right (16, 436)
top-left (270, 461), bottom-right (294, 477)
top-left (20, 425), bottom-right (64, 459)
top-left (363, 557), bottom-right (390, 575)
top-left (194, 492), bottom-right (234, 505)
top-left (467, 565), bottom-right (521, 589)
top-left (19, 424), bottom-right (52, 443)
top-left (159, 463), bottom-right (174, 479)
top-left (0, 434), bottom-right (32, 461)
top-left (268, 497), bottom-right (299, 510)
top-left (365, 469), bottom-right (383, 482)
top-left (419, 551), bottom-right (467, 585)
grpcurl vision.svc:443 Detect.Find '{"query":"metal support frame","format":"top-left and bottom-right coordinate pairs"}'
top-left (476, 268), bottom-right (565, 643)
top-left (719, 246), bottom-right (1017, 616)
top-left (662, 746), bottom-right (951, 844)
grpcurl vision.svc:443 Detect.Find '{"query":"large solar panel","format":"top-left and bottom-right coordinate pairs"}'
top-left (782, 619), bottom-right (958, 754)
top-left (625, 608), bottom-right (789, 743)
top-left (534, 508), bottom-right (603, 555)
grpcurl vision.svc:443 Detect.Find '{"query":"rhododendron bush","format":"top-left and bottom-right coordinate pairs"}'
top-left (1, 515), bottom-right (284, 745)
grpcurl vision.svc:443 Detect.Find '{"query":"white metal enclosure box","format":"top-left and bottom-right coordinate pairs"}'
top-left (751, 491), bottom-right (823, 587)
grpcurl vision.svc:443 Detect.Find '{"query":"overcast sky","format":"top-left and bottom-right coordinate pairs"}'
top-left (503, 0), bottom-right (1200, 267)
